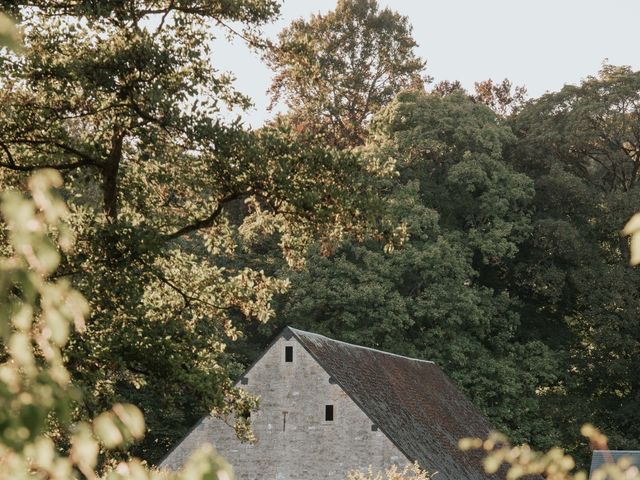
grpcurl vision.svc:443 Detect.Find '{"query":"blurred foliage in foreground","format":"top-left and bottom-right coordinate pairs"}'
top-left (0, 12), bottom-right (20, 52)
top-left (622, 214), bottom-right (640, 265)
top-left (463, 426), bottom-right (639, 480)
top-left (347, 463), bottom-right (431, 480)
top-left (0, 169), bottom-right (231, 479)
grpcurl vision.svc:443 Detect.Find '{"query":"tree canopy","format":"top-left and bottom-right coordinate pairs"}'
top-left (241, 53), bottom-right (640, 468)
top-left (265, 0), bottom-right (425, 148)
top-left (0, 0), bottom-right (395, 464)
top-left (270, 91), bottom-right (560, 449)
top-left (504, 65), bottom-right (640, 459)
top-left (2, 0), bottom-right (640, 475)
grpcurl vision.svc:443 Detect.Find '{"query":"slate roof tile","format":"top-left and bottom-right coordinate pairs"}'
top-left (289, 327), bottom-right (500, 480)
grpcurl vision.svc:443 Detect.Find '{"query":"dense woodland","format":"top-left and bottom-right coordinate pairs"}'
top-left (0, 0), bottom-right (639, 476)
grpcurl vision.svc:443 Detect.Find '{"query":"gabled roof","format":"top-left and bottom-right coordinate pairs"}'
top-left (590, 450), bottom-right (640, 478)
top-left (288, 327), bottom-right (498, 480)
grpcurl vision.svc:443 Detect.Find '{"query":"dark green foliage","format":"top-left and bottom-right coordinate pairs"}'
top-left (249, 68), bottom-right (640, 466)
top-left (503, 66), bottom-right (640, 463)
top-left (270, 92), bottom-right (561, 449)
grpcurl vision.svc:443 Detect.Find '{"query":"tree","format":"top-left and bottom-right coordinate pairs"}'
top-left (0, 169), bottom-right (233, 479)
top-left (431, 78), bottom-right (527, 116)
top-left (0, 1), bottom-right (393, 463)
top-left (269, 91), bottom-right (560, 448)
top-left (265, 0), bottom-right (425, 148)
top-left (503, 65), bottom-right (640, 464)
top-left (512, 64), bottom-right (640, 193)
top-left (472, 78), bottom-right (527, 116)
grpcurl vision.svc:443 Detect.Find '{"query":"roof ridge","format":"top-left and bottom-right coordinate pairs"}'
top-left (288, 327), bottom-right (435, 365)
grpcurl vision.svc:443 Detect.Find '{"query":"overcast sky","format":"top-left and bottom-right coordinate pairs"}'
top-left (212, 0), bottom-right (640, 127)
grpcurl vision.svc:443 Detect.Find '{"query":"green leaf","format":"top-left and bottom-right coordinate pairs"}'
top-left (44, 307), bottom-right (69, 345)
top-left (9, 331), bottom-right (34, 369)
top-left (71, 423), bottom-right (99, 470)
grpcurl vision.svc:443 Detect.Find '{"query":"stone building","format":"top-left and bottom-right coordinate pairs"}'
top-left (160, 327), bottom-right (498, 479)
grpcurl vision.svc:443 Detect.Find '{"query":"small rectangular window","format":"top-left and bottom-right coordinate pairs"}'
top-left (325, 404), bottom-right (334, 421)
top-left (285, 346), bottom-right (293, 362)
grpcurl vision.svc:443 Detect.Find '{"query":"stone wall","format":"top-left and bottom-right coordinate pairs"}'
top-left (160, 334), bottom-right (411, 479)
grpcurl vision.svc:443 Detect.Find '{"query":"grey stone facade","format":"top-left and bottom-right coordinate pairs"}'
top-left (161, 327), bottom-right (500, 479)
top-left (160, 334), bottom-right (410, 479)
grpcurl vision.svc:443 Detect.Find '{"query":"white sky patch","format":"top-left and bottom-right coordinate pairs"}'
top-left (210, 0), bottom-right (640, 128)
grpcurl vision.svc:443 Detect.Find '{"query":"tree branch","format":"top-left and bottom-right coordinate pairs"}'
top-left (139, 258), bottom-right (231, 311)
top-left (0, 141), bottom-right (98, 171)
top-left (103, 129), bottom-right (124, 222)
top-left (215, 19), bottom-right (270, 50)
top-left (164, 192), bottom-right (242, 240)
top-left (153, 0), bottom-right (174, 37)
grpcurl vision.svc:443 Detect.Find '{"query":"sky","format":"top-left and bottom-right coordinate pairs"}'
top-left (211, 0), bottom-right (640, 127)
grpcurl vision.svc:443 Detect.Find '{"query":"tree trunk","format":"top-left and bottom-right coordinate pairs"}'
top-left (103, 129), bottom-right (124, 223)
top-left (620, 234), bottom-right (631, 266)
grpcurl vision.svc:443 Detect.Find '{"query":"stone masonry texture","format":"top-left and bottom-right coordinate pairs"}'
top-left (160, 334), bottom-right (410, 479)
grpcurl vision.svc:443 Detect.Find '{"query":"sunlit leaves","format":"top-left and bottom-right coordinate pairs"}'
top-left (0, 172), bottom-right (234, 478)
top-left (460, 426), bottom-right (640, 480)
top-left (94, 404), bottom-right (145, 449)
top-left (0, 171), bottom-right (80, 453)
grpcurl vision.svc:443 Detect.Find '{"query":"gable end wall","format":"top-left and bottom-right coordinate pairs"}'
top-left (161, 335), bottom-right (411, 479)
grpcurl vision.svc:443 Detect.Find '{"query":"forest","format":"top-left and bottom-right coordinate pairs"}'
top-left (0, 0), bottom-right (639, 478)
